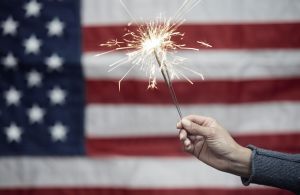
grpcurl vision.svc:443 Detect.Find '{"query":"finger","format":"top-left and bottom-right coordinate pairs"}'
top-left (185, 115), bottom-right (215, 126)
top-left (188, 135), bottom-right (204, 142)
top-left (184, 140), bottom-right (194, 153)
top-left (181, 118), bottom-right (212, 137)
top-left (184, 138), bottom-right (191, 148)
top-left (179, 129), bottom-right (187, 141)
top-left (180, 136), bottom-right (194, 154)
top-left (185, 145), bottom-right (193, 153)
top-left (176, 121), bottom-right (182, 129)
top-left (188, 135), bottom-right (197, 141)
top-left (178, 115), bottom-right (216, 132)
top-left (195, 135), bottom-right (205, 142)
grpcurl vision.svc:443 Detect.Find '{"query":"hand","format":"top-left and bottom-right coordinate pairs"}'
top-left (177, 115), bottom-right (252, 178)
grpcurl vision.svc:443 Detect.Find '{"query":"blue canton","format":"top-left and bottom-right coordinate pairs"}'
top-left (0, 0), bottom-right (84, 155)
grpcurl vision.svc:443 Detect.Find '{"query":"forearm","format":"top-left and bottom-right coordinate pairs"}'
top-left (225, 145), bottom-right (300, 193)
top-left (241, 145), bottom-right (300, 193)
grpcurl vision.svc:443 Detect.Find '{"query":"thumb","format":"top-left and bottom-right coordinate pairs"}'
top-left (181, 118), bottom-right (211, 137)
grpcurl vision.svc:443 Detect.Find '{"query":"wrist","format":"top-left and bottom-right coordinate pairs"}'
top-left (228, 145), bottom-right (252, 178)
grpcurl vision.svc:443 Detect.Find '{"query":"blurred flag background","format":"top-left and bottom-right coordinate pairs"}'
top-left (0, 0), bottom-right (300, 194)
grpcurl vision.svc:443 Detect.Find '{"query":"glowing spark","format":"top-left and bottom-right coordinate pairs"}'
top-left (99, 15), bottom-right (209, 90)
top-left (197, 41), bottom-right (212, 48)
top-left (101, 39), bottom-right (123, 48)
top-left (97, 0), bottom-right (211, 118)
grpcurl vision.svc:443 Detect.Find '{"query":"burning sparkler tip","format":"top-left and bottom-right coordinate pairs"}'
top-left (98, 0), bottom-right (209, 92)
top-left (97, 0), bottom-right (206, 119)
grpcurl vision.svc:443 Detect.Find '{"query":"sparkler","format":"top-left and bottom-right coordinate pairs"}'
top-left (97, 0), bottom-right (211, 119)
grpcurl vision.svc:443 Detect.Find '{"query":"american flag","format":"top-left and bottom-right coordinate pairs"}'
top-left (0, 0), bottom-right (299, 194)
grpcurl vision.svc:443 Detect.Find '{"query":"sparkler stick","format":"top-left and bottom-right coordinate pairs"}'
top-left (153, 49), bottom-right (183, 119)
top-left (145, 28), bottom-right (183, 119)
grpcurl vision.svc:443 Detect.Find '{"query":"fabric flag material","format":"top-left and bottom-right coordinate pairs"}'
top-left (0, 0), bottom-right (300, 194)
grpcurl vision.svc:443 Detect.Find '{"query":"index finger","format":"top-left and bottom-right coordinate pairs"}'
top-left (185, 115), bottom-right (215, 126)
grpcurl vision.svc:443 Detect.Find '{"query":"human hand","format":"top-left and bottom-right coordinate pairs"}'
top-left (177, 115), bottom-right (252, 178)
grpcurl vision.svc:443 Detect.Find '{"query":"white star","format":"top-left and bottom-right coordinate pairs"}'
top-left (45, 53), bottom-right (63, 70)
top-left (46, 18), bottom-right (64, 36)
top-left (1, 53), bottom-right (18, 69)
top-left (24, 0), bottom-right (42, 17)
top-left (23, 34), bottom-right (42, 54)
top-left (27, 105), bottom-right (45, 123)
top-left (50, 122), bottom-right (67, 142)
top-left (5, 123), bottom-right (22, 143)
top-left (26, 70), bottom-right (42, 87)
top-left (1, 16), bottom-right (18, 35)
top-left (48, 86), bottom-right (66, 105)
top-left (4, 87), bottom-right (22, 106)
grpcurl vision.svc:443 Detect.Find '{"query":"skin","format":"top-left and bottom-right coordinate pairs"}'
top-left (177, 115), bottom-right (252, 178)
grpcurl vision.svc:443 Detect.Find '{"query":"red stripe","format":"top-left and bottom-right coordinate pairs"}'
top-left (0, 188), bottom-right (294, 195)
top-left (86, 133), bottom-right (300, 156)
top-left (83, 23), bottom-right (300, 51)
top-left (86, 78), bottom-right (300, 104)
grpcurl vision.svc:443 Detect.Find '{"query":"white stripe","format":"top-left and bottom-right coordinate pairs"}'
top-left (82, 0), bottom-right (300, 25)
top-left (86, 102), bottom-right (300, 137)
top-left (0, 157), bottom-right (259, 188)
top-left (83, 50), bottom-right (300, 80)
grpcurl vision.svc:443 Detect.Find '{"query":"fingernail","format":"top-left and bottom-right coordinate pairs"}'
top-left (176, 122), bottom-right (181, 128)
top-left (181, 118), bottom-right (191, 127)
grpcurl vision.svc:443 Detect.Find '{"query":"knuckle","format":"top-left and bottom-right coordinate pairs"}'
top-left (179, 130), bottom-right (186, 140)
top-left (190, 122), bottom-right (201, 134)
top-left (207, 128), bottom-right (216, 137)
top-left (190, 122), bottom-right (197, 131)
top-left (179, 135), bottom-right (185, 141)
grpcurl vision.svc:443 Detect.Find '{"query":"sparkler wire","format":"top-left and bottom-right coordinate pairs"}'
top-left (153, 49), bottom-right (183, 120)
